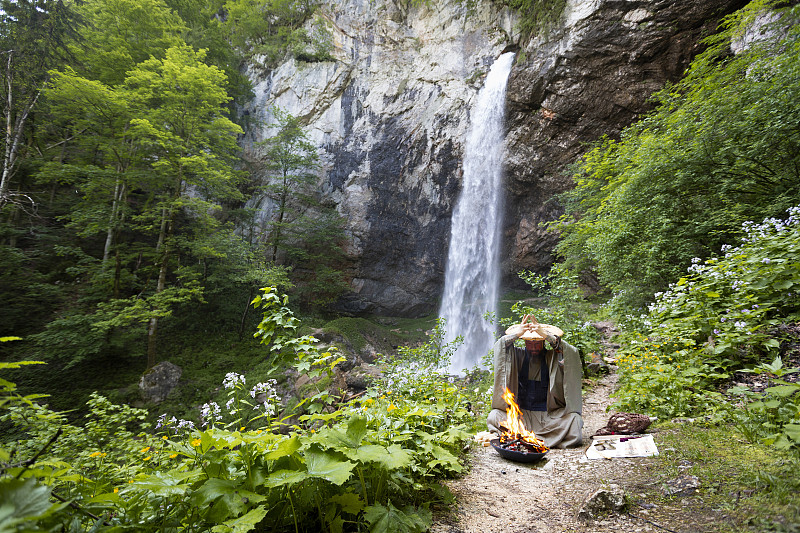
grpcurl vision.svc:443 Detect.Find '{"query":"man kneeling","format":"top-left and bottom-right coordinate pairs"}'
top-left (487, 315), bottom-right (583, 448)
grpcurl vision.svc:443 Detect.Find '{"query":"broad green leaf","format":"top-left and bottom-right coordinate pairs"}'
top-left (0, 478), bottom-right (52, 519)
top-left (772, 279), bottom-right (794, 290)
top-left (351, 444), bottom-right (387, 463)
top-left (329, 492), bottom-right (365, 515)
top-left (192, 478), bottom-right (264, 505)
top-left (192, 479), bottom-right (265, 524)
top-left (353, 444), bottom-right (412, 471)
top-left (784, 424), bottom-right (800, 443)
top-left (130, 470), bottom-right (199, 497)
top-left (262, 469), bottom-right (308, 488)
top-left (304, 449), bottom-right (355, 485)
top-left (364, 502), bottom-right (431, 533)
top-left (211, 506), bottom-right (269, 533)
top-left (85, 492), bottom-right (122, 504)
top-left (264, 435), bottom-right (301, 460)
top-left (765, 385), bottom-right (800, 398)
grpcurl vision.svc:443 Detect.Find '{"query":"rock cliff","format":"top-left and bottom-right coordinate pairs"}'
top-left (242, 0), bottom-right (748, 316)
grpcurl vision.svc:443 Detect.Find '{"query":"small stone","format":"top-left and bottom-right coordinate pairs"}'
top-left (577, 485), bottom-right (627, 520)
top-left (664, 474), bottom-right (700, 496)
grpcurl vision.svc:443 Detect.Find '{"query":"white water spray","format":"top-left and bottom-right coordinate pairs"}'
top-left (439, 52), bottom-right (515, 375)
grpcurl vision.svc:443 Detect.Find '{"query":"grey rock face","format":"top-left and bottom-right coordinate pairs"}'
top-left (139, 361), bottom-right (182, 404)
top-left (244, 0), bottom-right (748, 315)
top-left (503, 0), bottom-right (748, 285)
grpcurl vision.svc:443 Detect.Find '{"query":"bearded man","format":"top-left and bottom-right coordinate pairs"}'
top-left (487, 315), bottom-right (584, 448)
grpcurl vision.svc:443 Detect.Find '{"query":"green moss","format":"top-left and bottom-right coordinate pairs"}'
top-left (321, 316), bottom-right (419, 352)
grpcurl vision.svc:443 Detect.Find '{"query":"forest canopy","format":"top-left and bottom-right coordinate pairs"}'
top-left (0, 0), bottom-right (346, 368)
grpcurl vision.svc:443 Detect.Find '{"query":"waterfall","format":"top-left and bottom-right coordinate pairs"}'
top-left (439, 52), bottom-right (515, 375)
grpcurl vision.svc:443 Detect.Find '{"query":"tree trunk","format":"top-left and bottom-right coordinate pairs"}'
top-left (271, 172), bottom-right (289, 263)
top-left (238, 287), bottom-right (254, 340)
top-left (1, 52), bottom-right (39, 208)
top-left (147, 204), bottom-right (172, 369)
top-left (103, 179), bottom-right (124, 264)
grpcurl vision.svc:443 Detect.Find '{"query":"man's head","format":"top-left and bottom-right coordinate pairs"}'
top-left (524, 339), bottom-right (545, 353)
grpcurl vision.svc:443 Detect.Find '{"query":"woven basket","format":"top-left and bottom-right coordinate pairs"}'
top-left (594, 412), bottom-right (652, 436)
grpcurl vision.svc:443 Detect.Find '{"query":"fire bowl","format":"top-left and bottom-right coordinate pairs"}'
top-left (490, 438), bottom-right (548, 463)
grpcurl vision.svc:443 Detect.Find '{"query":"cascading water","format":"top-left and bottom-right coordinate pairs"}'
top-left (439, 52), bottom-right (515, 375)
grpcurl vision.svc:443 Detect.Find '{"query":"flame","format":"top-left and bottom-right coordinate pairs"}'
top-left (500, 388), bottom-right (549, 452)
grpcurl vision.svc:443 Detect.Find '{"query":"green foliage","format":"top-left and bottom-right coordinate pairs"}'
top-left (727, 356), bottom-right (800, 452)
top-left (251, 108), bottom-right (350, 310)
top-left (393, 318), bottom-right (462, 370)
top-left (73, 0), bottom-right (187, 85)
top-left (220, 0), bottom-right (332, 69)
top-left (0, 0), bottom-right (82, 205)
top-left (556, 2), bottom-right (800, 310)
top-left (611, 206), bottom-right (800, 449)
top-left (0, 297), bottom-right (475, 531)
top-left (373, 320), bottom-right (492, 432)
top-left (0, 246), bottom-right (63, 335)
top-left (506, 264), bottom-right (601, 358)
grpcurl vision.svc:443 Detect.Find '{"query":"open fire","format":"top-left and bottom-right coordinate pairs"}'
top-left (496, 388), bottom-right (549, 455)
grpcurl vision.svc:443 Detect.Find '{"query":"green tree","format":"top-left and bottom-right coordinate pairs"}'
top-left (72, 0), bottom-right (186, 86)
top-left (122, 44), bottom-right (244, 366)
top-left (163, 0), bottom-right (254, 107)
top-left (42, 69), bottom-right (143, 287)
top-left (39, 45), bottom-right (246, 368)
top-left (256, 107), bottom-right (319, 264)
top-left (252, 108), bottom-right (350, 308)
top-left (555, 1), bottom-right (800, 311)
top-left (220, 0), bottom-right (330, 69)
top-left (0, 0), bottom-right (80, 212)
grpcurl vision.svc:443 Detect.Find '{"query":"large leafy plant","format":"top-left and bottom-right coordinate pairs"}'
top-left (0, 292), bottom-right (476, 531)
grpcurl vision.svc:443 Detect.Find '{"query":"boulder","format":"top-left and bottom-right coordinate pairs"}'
top-left (344, 363), bottom-right (383, 392)
top-left (139, 362), bottom-right (182, 404)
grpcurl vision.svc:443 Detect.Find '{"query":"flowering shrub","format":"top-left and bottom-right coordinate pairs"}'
top-left (612, 207), bottom-right (800, 447)
top-left (374, 318), bottom-right (492, 431)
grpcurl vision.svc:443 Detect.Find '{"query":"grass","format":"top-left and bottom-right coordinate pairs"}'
top-left (631, 421), bottom-right (800, 532)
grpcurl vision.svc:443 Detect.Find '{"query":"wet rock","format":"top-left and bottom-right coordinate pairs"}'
top-left (139, 362), bottom-right (182, 404)
top-left (664, 474), bottom-right (700, 497)
top-left (577, 484), bottom-right (627, 520)
top-left (344, 363), bottom-right (382, 391)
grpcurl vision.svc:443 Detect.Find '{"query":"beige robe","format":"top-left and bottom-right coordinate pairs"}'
top-left (487, 333), bottom-right (584, 448)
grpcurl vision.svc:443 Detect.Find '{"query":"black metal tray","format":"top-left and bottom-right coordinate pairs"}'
top-left (490, 438), bottom-right (548, 463)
